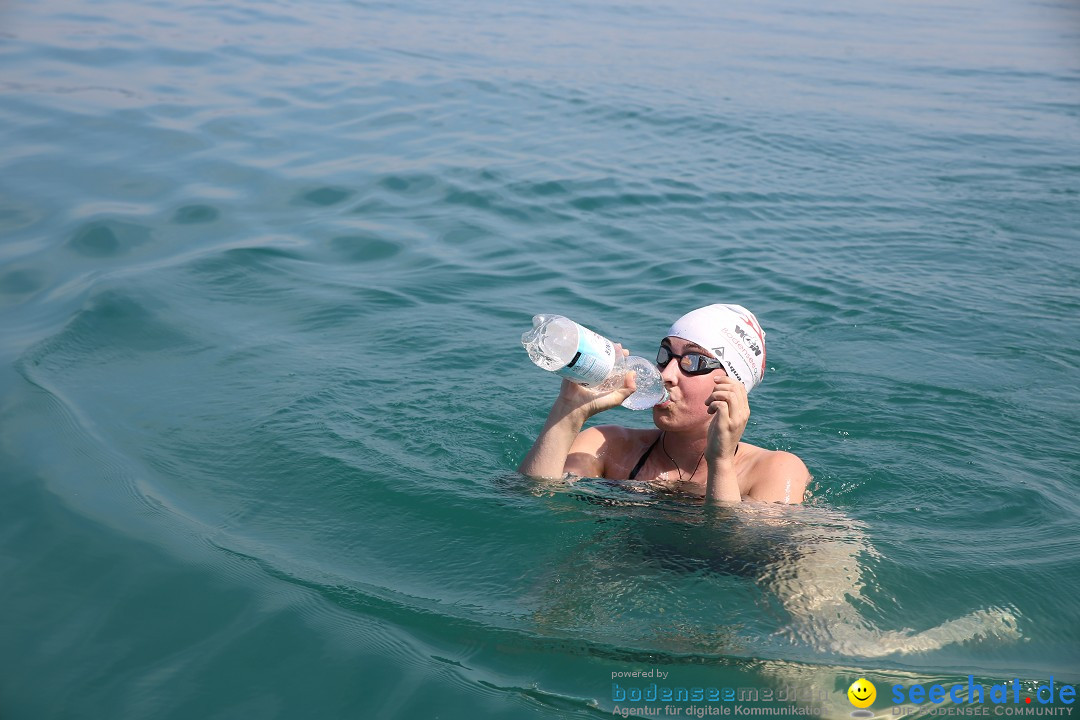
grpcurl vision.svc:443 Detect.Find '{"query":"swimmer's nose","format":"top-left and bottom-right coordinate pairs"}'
top-left (660, 356), bottom-right (681, 386)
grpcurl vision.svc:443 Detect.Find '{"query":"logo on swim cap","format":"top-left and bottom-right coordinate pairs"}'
top-left (666, 304), bottom-right (766, 393)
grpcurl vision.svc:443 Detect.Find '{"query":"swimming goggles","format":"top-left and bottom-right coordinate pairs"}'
top-left (655, 345), bottom-right (725, 376)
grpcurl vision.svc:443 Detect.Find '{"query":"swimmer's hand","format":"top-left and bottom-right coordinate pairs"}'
top-left (705, 375), bottom-right (749, 460)
top-left (703, 375), bottom-right (750, 502)
top-left (553, 343), bottom-right (637, 420)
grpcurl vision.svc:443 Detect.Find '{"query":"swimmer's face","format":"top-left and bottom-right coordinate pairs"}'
top-left (652, 336), bottom-right (727, 429)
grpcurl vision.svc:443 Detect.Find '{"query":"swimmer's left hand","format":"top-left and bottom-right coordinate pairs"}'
top-left (705, 376), bottom-right (749, 461)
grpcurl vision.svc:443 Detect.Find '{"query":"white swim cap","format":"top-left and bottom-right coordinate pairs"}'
top-left (666, 304), bottom-right (767, 392)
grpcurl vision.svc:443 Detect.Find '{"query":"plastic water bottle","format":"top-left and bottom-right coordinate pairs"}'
top-left (521, 315), bottom-right (669, 410)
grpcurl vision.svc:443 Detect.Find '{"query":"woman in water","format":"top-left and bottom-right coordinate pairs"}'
top-left (520, 304), bottom-right (1019, 659)
top-left (519, 304), bottom-right (810, 503)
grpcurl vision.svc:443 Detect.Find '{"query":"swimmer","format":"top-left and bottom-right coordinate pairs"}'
top-left (521, 307), bottom-right (1021, 666)
top-left (519, 304), bottom-right (810, 503)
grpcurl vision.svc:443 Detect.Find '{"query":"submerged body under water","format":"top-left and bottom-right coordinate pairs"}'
top-left (531, 479), bottom-right (1022, 663)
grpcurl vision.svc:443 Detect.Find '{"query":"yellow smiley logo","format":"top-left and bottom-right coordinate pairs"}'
top-left (848, 678), bottom-right (876, 709)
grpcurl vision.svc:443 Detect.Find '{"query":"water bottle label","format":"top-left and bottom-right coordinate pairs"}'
top-left (555, 324), bottom-right (616, 388)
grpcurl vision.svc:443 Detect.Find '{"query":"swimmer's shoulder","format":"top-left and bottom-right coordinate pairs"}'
top-left (740, 445), bottom-right (810, 504)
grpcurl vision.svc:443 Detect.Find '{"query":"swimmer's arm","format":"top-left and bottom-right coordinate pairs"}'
top-left (517, 400), bottom-right (592, 480)
top-left (703, 375), bottom-right (749, 503)
top-left (518, 403), bottom-right (615, 480)
top-left (705, 458), bottom-right (742, 504)
top-left (747, 452), bottom-right (810, 504)
top-left (519, 355), bottom-right (636, 480)
top-left (563, 426), bottom-right (608, 478)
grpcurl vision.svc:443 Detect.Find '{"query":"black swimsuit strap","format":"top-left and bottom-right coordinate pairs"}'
top-left (628, 432), bottom-right (663, 480)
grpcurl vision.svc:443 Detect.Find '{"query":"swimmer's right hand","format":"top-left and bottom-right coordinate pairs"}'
top-left (553, 343), bottom-right (638, 420)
